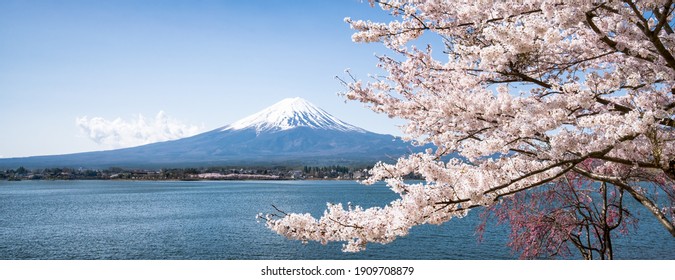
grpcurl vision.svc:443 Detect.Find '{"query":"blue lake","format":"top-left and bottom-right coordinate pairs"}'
top-left (0, 180), bottom-right (673, 259)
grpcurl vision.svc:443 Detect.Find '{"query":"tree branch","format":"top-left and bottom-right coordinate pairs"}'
top-left (572, 167), bottom-right (675, 237)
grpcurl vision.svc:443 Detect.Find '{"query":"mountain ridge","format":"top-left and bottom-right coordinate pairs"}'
top-left (0, 98), bottom-right (422, 169)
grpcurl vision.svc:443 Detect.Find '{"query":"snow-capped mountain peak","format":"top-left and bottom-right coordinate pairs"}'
top-left (222, 97), bottom-right (366, 133)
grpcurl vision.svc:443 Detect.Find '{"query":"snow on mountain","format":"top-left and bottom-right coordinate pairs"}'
top-left (222, 97), bottom-right (366, 133)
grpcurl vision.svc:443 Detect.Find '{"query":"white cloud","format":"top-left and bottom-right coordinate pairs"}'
top-left (76, 111), bottom-right (204, 148)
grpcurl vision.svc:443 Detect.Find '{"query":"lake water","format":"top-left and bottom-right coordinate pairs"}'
top-left (0, 180), bottom-right (673, 260)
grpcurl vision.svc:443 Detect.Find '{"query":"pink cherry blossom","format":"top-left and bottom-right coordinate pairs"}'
top-left (261, 0), bottom-right (675, 253)
top-left (478, 167), bottom-right (637, 259)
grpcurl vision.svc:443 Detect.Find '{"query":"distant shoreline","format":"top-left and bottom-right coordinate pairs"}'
top-left (0, 165), bottom-right (375, 181)
top-left (0, 165), bottom-right (424, 182)
top-left (1, 177), bottom-right (358, 182)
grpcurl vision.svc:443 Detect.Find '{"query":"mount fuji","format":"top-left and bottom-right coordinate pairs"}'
top-left (0, 97), bottom-right (422, 169)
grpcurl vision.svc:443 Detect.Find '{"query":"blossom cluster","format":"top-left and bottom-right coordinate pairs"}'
top-left (263, 0), bottom-right (675, 252)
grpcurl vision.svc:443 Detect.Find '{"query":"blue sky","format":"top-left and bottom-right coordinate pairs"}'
top-left (0, 0), bottom-right (404, 157)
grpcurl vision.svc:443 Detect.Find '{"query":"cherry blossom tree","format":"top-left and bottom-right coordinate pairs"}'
top-left (260, 0), bottom-right (675, 252)
top-left (478, 161), bottom-right (637, 259)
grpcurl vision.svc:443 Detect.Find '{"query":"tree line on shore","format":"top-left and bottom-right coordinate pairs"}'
top-left (0, 165), bottom-right (424, 181)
